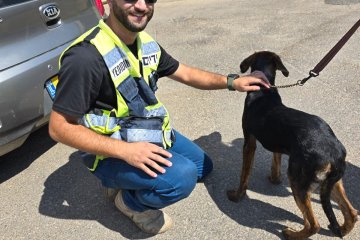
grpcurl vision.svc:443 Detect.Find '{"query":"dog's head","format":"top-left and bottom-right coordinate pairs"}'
top-left (240, 51), bottom-right (289, 85)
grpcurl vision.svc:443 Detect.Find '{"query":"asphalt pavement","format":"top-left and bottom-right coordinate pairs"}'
top-left (1, 0), bottom-right (360, 239)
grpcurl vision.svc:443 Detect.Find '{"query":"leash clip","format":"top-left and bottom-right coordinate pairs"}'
top-left (298, 70), bottom-right (319, 86)
top-left (309, 70), bottom-right (319, 78)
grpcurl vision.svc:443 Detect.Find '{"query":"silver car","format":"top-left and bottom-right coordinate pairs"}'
top-left (0, 0), bottom-right (103, 156)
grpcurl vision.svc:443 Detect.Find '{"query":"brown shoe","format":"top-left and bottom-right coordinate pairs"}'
top-left (114, 190), bottom-right (173, 234)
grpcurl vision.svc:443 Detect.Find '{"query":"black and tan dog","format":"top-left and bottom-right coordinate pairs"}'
top-left (227, 51), bottom-right (358, 239)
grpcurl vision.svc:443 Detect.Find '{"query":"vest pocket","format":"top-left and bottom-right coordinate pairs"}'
top-left (118, 116), bottom-right (164, 147)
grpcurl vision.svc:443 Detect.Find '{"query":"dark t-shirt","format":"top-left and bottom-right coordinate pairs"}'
top-left (53, 40), bottom-right (179, 118)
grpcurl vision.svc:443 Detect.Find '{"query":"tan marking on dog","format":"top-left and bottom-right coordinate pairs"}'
top-left (316, 163), bottom-right (331, 181)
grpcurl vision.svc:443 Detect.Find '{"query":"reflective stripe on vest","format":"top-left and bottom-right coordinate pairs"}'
top-left (59, 20), bottom-right (173, 171)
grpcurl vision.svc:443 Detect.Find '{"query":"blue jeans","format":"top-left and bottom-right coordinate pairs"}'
top-left (90, 130), bottom-right (213, 212)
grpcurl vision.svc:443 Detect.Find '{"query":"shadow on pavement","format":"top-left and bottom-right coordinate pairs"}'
top-left (194, 131), bottom-right (360, 239)
top-left (0, 125), bottom-right (56, 184)
top-left (38, 151), bottom-right (154, 239)
top-left (38, 131), bottom-right (359, 239)
top-left (325, 0), bottom-right (360, 5)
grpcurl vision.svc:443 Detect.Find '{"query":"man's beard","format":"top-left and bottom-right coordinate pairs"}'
top-left (113, 4), bottom-right (154, 32)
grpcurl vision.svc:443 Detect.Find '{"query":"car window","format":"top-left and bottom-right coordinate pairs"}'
top-left (0, 0), bottom-right (32, 8)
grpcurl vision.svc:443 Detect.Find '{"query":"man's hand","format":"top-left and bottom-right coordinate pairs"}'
top-left (121, 142), bottom-right (173, 178)
top-left (232, 72), bottom-right (271, 92)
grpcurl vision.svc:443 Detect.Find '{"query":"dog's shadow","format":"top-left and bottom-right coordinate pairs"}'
top-left (194, 131), bottom-right (360, 239)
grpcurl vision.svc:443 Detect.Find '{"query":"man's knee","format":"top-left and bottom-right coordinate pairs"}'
top-left (175, 161), bottom-right (198, 197)
top-left (135, 161), bottom-right (197, 209)
top-left (158, 160), bottom-right (198, 201)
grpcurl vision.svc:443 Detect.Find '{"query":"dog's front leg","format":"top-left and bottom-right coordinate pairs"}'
top-left (268, 152), bottom-right (282, 184)
top-left (227, 134), bottom-right (257, 202)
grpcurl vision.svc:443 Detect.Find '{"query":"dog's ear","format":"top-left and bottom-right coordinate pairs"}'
top-left (274, 55), bottom-right (289, 77)
top-left (240, 53), bottom-right (256, 73)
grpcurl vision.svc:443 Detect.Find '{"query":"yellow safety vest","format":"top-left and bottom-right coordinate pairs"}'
top-left (59, 20), bottom-right (173, 171)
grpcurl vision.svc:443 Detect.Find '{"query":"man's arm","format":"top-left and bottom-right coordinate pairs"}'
top-left (169, 63), bottom-right (270, 91)
top-left (48, 110), bottom-right (172, 178)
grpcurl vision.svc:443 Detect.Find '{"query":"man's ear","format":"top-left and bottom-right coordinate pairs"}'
top-left (240, 53), bottom-right (256, 73)
top-left (274, 55), bottom-right (289, 77)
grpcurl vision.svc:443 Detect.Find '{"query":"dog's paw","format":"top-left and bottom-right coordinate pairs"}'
top-left (351, 209), bottom-right (358, 222)
top-left (282, 227), bottom-right (306, 240)
top-left (268, 175), bottom-right (282, 185)
top-left (282, 227), bottom-right (297, 240)
top-left (328, 224), bottom-right (343, 238)
top-left (226, 189), bottom-right (245, 202)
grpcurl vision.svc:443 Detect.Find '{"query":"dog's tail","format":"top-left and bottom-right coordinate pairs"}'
top-left (320, 168), bottom-right (343, 237)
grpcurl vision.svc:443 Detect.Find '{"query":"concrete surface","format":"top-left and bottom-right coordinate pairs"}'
top-left (1, 0), bottom-right (360, 239)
